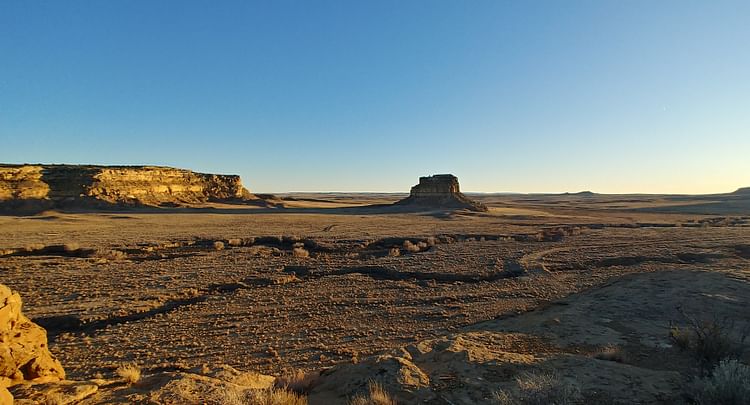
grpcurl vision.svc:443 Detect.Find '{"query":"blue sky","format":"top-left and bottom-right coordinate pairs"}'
top-left (1, 1), bottom-right (748, 193)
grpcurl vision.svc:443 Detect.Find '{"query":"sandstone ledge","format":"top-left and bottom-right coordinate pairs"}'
top-left (0, 164), bottom-right (256, 213)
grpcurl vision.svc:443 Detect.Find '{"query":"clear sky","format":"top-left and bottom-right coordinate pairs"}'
top-left (1, 1), bottom-right (748, 194)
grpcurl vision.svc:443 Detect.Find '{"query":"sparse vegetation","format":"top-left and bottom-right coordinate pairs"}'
top-left (494, 371), bottom-right (581, 405)
top-left (212, 386), bottom-right (308, 405)
top-left (292, 247), bottom-right (310, 258)
top-left (669, 309), bottom-right (748, 371)
top-left (116, 362), bottom-right (142, 385)
top-left (594, 344), bottom-right (627, 363)
top-left (690, 359), bottom-right (750, 405)
top-left (63, 242), bottom-right (80, 252)
top-left (388, 247), bottom-right (400, 257)
top-left (349, 381), bottom-right (396, 405)
top-left (248, 388), bottom-right (308, 405)
top-left (402, 240), bottom-right (420, 253)
top-left (213, 241), bottom-right (225, 250)
top-left (228, 238), bottom-right (243, 247)
top-left (94, 249), bottom-right (127, 261)
top-left (275, 369), bottom-right (319, 394)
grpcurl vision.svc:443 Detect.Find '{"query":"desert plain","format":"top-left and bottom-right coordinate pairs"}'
top-left (1, 184), bottom-right (750, 404)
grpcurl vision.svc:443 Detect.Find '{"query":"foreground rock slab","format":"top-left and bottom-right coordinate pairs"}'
top-left (0, 283), bottom-right (65, 402)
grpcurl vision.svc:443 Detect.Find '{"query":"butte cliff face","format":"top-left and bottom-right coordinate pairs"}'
top-left (396, 174), bottom-right (487, 212)
top-left (0, 165), bottom-right (254, 212)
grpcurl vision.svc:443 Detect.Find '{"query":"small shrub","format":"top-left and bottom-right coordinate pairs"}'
top-left (292, 247), bottom-right (309, 258)
top-left (95, 249), bottom-right (127, 261)
top-left (275, 369), bottom-right (319, 393)
top-left (388, 248), bottom-right (400, 257)
top-left (425, 237), bottom-right (438, 247)
top-left (63, 242), bottom-right (80, 252)
top-left (249, 388), bottom-right (308, 405)
top-left (116, 362), bottom-right (141, 385)
top-left (402, 240), bottom-right (420, 253)
top-left (669, 309), bottom-right (748, 371)
top-left (691, 359), bottom-right (750, 405)
top-left (227, 238), bottom-right (243, 247)
top-left (24, 243), bottom-right (45, 252)
top-left (670, 325), bottom-right (693, 351)
top-left (349, 381), bottom-right (396, 405)
top-left (213, 387), bottom-right (308, 405)
top-left (213, 241), bottom-right (225, 251)
top-left (594, 344), bottom-right (627, 363)
top-left (494, 371), bottom-right (580, 405)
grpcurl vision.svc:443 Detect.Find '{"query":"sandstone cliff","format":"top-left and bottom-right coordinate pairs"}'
top-left (1, 284), bottom-right (66, 403)
top-left (0, 165), bottom-right (255, 212)
top-left (396, 174), bottom-right (487, 212)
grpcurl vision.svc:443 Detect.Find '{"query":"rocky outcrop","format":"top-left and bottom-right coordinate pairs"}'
top-left (396, 174), bottom-right (487, 212)
top-left (0, 164), bottom-right (255, 212)
top-left (1, 284), bottom-right (66, 403)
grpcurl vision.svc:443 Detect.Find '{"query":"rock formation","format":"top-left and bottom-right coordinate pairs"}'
top-left (1, 284), bottom-right (66, 403)
top-left (0, 164), bottom-right (256, 212)
top-left (396, 174), bottom-right (487, 211)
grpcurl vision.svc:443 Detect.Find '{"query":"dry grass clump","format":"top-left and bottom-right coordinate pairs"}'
top-left (94, 249), bottom-right (127, 261)
top-left (494, 371), bottom-right (580, 405)
top-left (690, 359), bottom-right (750, 405)
top-left (275, 369), bottom-right (319, 393)
top-left (227, 238), bottom-right (243, 247)
top-left (669, 309), bottom-right (748, 371)
top-left (213, 241), bottom-right (225, 250)
top-left (292, 247), bottom-right (310, 258)
top-left (116, 362), bottom-right (142, 385)
top-left (249, 388), bottom-right (308, 405)
top-left (23, 243), bottom-right (45, 252)
top-left (402, 240), bottom-right (420, 253)
top-left (349, 381), bottom-right (396, 405)
top-left (210, 386), bottom-right (307, 405)
top-left (63, 242), bottom-right (80, 252)
top-left (388, 247), bottom-right (400, 257)
top-left (594, 344), bottom-right (627, 363)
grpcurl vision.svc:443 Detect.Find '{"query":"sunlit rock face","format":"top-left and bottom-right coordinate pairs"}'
top-left (409, 174), bottom-right (461, 197)
top-left (0, 164), bottom-right (253, 211)
top-left (0, 283), bottom-right (66, 388)
top-left (396, 174), bottom-right (487, 212)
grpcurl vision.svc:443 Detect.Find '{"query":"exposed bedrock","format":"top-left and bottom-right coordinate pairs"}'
top-left (1, 283), bottom-right (66, 403)
top-left (396, 174), bottom-right (488, 212)
top-left (0, 164), bottom-right (255, 212)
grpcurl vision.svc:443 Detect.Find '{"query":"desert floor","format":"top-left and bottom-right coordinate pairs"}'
top-left (1, 192), bottom-right (749, 403)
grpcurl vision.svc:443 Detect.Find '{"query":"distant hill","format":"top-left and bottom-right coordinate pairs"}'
top-left (564, 191), bottom-right (596, 197)
top-left (731, 187), bottom-right (750, 195)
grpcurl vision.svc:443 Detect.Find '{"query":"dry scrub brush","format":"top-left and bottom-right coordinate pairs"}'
top-left (689, 359), bottom-right (750, 405)
top-left (275, 369), bottom-right (319, 394)
top-left (493, 371), bottom-right (580, 405)
top-left (669, 308), bottom-right (749, 372)
top-left (349, 381), bottom-right (396, 405)
top-left (116, 362), bottom-right (141, 385)
top-left (212, 387), bottom-right (307, 405)
top-left (292, 247), bottom-right (310, 258)
top-left (594, 344), bottom-right (628, 363)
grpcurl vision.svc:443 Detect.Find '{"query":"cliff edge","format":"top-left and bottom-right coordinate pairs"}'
top-left (0, 164), bottom-right (256, 213)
